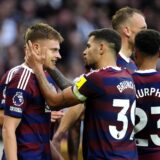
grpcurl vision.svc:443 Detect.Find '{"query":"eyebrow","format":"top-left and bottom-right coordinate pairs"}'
top-left (50, 47), bottom-right (60, 51)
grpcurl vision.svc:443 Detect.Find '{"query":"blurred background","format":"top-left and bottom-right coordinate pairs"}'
top-left (0, 0), bottom-right (159, 158)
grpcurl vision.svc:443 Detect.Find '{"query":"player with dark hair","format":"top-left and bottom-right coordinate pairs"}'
top-left (49, 7), bottom-right (147, 159)
top-left (133, 29), bottom-right (160, 160)
top-left (1, 23), bottom-right (64, 160)
top-left (26, 28), bottom-right (138, 160)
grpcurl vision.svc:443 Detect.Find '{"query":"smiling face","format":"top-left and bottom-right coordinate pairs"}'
top-left (24, 23), bottom-right (63, 69)
top-left (83, 36), bottom-right (101, 69)
top-left (38, 39), bottom-right (61, 69)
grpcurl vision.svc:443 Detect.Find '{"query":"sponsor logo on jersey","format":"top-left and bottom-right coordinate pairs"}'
top-left (10, 106), bottom-right (22, 113)
top-left (75, 76), bottom-right (87, 89)
top-left (13, 92), bottom-right (24, 106)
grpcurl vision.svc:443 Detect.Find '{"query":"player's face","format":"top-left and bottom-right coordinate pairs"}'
top-left (39, 39), bottom-right (61, 69)
top-left (128, 13), bottom-right (147, 47)
top-left (83, 36), bottom-right (100, 69)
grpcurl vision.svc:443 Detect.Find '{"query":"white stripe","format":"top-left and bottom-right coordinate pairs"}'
top-left (6, 66), bottom-right (20, 84)
top-left (19, 69), bottom-right (29, 89)
top-left (23, 71), bottom-right (31, 90)
top-left (17, 69), bottom-right (28, 89)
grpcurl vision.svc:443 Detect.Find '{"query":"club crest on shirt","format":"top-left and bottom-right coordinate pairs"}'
top-left (13, 92), bottom-right (24, 106)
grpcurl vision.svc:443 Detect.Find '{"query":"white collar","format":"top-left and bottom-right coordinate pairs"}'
top-left (119, 52), bottom-right (130, 63)
top-left (135, 69), bottom-right (157, 73)
top-left (103, 66), bottom-right (121, 71)
top-left (21, 63), bottom-right (34, 73)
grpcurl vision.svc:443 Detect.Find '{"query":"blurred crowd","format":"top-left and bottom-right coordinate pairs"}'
top-left (0, 0), bottom-right (159, 79)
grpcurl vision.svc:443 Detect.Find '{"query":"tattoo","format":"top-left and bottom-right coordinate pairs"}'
top-left (47, 67), bottom-right (73, 90)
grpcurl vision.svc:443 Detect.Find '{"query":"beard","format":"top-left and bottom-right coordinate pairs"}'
top-left (84, 62), bottom-right (97, 73)
top-left (84, 64), bottom-right (91, 73)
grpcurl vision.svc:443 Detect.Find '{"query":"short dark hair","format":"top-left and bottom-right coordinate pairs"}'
top-left (24, 23), bottom-right (63, 43)
top-left (89, 28), bottom-right (121, 54)
top-left (135, 29), bottom-right (160, 56)
top-left (112, 7), bottom-right (144, 31)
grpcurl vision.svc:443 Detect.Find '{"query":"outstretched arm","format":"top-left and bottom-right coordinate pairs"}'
top-left (0, 110), bottom-right (4, 126)
top-left (47, 67), bottom-right (73, 90)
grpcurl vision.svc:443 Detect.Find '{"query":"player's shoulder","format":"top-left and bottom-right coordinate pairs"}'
top-left (85, 66), bottom-right (126, 78)
top-left (85, 67), bottom-right (118, 76)
top-left (123, 68), bottom-right (133, 75)
top-left (0, 65), bottom-right (22, 85)
top-left (8, 64), bottom-right (34, 90)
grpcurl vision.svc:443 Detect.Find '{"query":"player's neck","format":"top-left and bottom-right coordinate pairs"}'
top-left (120, 46), bottom-right (132, 58)
top-left (96, 58), bottom-right (117, 69)
top-left (138, 60), bottom-right (157, 70)
top-left (120, 38), bottom-right (133, 58)
top-left (24, 62), bottom-right (33, 69)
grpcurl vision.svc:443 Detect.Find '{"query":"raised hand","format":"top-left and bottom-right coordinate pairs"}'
top-left (25, 40), bottom-right (46, 72)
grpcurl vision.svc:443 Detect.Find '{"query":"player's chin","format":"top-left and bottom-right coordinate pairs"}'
top-left (83, 59), bottom-right (88, 65)
top-left (44, 64), bottom-right (55, 69)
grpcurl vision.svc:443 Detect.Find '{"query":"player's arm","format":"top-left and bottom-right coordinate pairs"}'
top-left (32, 64), bottom-right (80, 108)
top-left (47, 67), bottom-right (73, 90)
top-left (0, 110), bottom-right (4, 126)
top-left (2, 115), bottom-right (21, 160)
top-left (36, 72), bottom-right (80, 109)
top-left (53, 104), bottom-right (84, 141)
top-left (50, 141), bottom-right (64, 160)
top-left (33, 66), bottom-right (80, 108)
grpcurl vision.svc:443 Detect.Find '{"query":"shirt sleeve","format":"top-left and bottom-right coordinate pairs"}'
top-left (73, 71), bottom-right (101, 102)
top-left (4, 74), bottom-right (30, 118)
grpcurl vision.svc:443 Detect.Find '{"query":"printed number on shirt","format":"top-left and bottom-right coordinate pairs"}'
top-left (109, 99), bottom-right (136, 140)
top-left (135, 106), bottom-right (160, 146)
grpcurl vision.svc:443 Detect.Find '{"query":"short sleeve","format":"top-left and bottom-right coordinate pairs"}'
top-left (73, 71), bottom-right (100, 101)
top-left (4, 74), bottom-right (30, 118)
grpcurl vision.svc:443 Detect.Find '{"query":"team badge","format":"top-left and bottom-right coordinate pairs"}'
top-left (13, 92), bottom-right (24, 106)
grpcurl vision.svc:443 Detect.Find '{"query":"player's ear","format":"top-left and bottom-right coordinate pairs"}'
top-left (100, 43), bottom-right (103, 52)
top-left (32, 43), bottom-right (40, 55)
top-left (99, 43), bottom-right (105, 55)
top-left (123, 26), bottom-right (130, 38)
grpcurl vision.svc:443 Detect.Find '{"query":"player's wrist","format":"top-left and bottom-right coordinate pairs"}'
top-left (33, 64), bottom-right (43, 74)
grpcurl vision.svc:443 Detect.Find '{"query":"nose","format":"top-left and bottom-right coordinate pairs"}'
top-left (56, 51), bottom-right (61, 59)
top-left (83, 50), bottom-right (86, 56)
